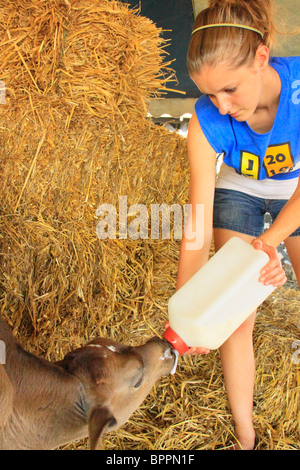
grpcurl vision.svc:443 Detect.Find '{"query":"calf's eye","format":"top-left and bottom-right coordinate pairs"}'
top-left (134, 376), bottom-right (143, 388)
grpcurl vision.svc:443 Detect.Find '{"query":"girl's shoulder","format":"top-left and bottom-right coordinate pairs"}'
top-left (194, 95), bottom-right (232, 155)
top-left (195, 94), bottom-right (229, 126)
top-left (195, 93), bottom-right (218, 115)
top-left (270, 56), bottom-right (300, 79)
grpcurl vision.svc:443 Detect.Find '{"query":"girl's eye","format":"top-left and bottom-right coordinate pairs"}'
top-left (207, 88), bottom-right (236, 98)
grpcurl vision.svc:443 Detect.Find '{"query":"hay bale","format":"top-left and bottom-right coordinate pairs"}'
top-left (0, 0), bottom-right (299, 451)
top-left (0, 0), bottom-right (187, 352)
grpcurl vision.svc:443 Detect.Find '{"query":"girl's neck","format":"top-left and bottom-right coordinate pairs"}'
top-left (247, 65), bottom-right (282, 134)
top-left (258, 64), bottom-right (282, 112)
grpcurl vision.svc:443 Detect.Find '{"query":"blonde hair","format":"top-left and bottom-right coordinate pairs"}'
top-left (188, 0), bottom-right (277, 74)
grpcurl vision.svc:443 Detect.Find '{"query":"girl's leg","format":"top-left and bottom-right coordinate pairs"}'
top-left (213, 228), bottom-right (256, 450)
top-left (283, 236), bottom-right (300, 286)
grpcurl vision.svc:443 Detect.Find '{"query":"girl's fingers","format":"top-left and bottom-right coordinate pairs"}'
top-left (252, 239), bottom-right (287, 287)
top-left (184, 347), bottom-right (210, 356)
top-left (260, 269), bottom-right (287, 286)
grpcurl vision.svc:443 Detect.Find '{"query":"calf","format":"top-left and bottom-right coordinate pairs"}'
top-left (0, 316), bottom-right (177, 450)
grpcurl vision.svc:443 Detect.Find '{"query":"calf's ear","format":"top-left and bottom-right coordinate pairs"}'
top-left (88, 406), bottom-right (117, 450)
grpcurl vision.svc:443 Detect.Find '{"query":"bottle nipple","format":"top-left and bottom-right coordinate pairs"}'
top-left (163, 327), bottom-right (189, 355)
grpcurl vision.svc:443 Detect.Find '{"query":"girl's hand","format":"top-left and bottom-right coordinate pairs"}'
top-left (164, 322), bottom-right (210, 356)
top-left (183, 346), bottom-right (210, 356)
top-left (251, 239), bottom-right (287, 287)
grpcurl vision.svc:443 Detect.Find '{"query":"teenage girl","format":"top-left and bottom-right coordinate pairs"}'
top-left (177, 0), bottom-right (300, 450)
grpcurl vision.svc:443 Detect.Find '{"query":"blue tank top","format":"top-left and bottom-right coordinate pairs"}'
top-left (195, 56), bottom-right (300, 180)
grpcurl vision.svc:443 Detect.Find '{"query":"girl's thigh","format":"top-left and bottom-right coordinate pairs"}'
top-left (213, 189), bottom-right (265, 238)
top-left (213, 227), bottom-right (255, 252)
top-left (284, 236), bottom-right (300, 286)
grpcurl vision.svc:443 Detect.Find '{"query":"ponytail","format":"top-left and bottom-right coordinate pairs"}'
top-left (188, 0), bottom-right (277, 74)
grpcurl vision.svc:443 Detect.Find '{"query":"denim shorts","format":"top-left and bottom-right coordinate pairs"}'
top-left (213, 188), bottom-right (300, 238)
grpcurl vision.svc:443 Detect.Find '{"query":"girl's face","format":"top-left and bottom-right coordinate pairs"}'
top-left (191, 59), bottom-right (265, 122)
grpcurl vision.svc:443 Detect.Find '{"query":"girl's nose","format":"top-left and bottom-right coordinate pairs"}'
top-left (217, 97), bottom-right (231, 115)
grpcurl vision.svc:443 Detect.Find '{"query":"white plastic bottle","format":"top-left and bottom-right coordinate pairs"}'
top-left (163, 237), bottom-right (276, 354)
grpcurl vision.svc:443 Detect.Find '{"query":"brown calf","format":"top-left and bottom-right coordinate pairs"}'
top-left (0, 316), bottom-right (177, 450)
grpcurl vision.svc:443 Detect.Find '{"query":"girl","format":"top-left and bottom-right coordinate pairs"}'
top-left (177, 0), bottom-right (300, 450)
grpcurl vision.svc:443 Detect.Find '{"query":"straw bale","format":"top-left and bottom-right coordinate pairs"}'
top-left (0, 0), bottom-right (183, 348)
top-left (0, 0), bottom-right (299, 451)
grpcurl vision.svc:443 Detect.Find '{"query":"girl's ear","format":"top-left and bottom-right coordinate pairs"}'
top-left (255, 44), bottom-right (270, 69)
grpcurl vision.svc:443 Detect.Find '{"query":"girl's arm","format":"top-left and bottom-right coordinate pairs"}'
top-left (175, 113), bottom-right (217, 355)
top-left (176, 112), bottom-right (217, 291)
top-left (252, 175), bottom-right (300, 286)
top-left (258, 175), bottom-right (300, 247)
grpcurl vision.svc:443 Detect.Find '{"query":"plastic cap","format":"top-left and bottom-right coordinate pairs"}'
top-left (163, 327), bottom-right (189, 355)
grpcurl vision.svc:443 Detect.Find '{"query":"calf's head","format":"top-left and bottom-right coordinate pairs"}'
top-left (58, 336), bottom-right (177, 449)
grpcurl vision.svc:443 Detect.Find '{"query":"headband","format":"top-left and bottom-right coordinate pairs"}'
top-left (192, 23), bottom-right (264, 39)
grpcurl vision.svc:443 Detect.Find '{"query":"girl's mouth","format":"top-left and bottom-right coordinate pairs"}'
top-left (229, 110), bottom-right (240, 118)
